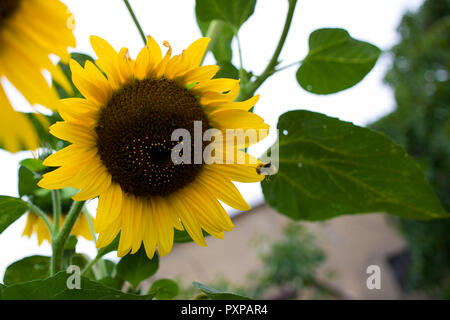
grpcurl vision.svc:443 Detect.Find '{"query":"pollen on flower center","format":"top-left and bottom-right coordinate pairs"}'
top-left (95, 78), bottom-right (209, 198)
top-left (0, 0), bottom-right (20, 29)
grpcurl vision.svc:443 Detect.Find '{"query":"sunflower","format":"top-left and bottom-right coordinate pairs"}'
top-left (22, 211), bottom-right (93, 245)
top-left (38, 35), bottom-right (269, 258)
top-left (0, 0), bottom-right (75, 152)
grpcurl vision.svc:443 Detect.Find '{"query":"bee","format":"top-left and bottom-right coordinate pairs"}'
top-left (256, 162), bottom-right (277, 181)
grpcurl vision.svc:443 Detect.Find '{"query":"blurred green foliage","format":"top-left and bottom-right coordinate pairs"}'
top-left (370, 0), bottom-right (450, 297)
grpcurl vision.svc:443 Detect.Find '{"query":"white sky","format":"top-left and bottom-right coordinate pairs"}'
top-left (0, 0), bottom-right (424, 279)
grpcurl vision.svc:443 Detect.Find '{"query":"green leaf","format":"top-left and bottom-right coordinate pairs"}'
top-left (53, 53), bottom-right (95, 99)
top-left (18, 159), bottom-right (45, 197)
top-left (262, 110), bottom-right (449, 221)
top-left (0, 272), bottom-right (154, 300)
top-left (196, 0), bottom-right (257, 30)
top-left (18, 166), bottom-right (40, 197)
top-left (97, 276), bottom-right (124, 291)
top-left (192, 282), bottom-right (251, 300)
top-left (19, 159), bottom-right (46, 173)
top-left (3, 256), bottom-right (50, 285)
top-left (150, 279), bottom-right (179, 300)
top-left (297, 28), bottom-right (381, 94)
top-left (116, 247), bottom-right (159, 289)
top-left (0, 196), bottom-right (29, 235)
top-left (215, 61), bottom-right (240, 79)
top-left (101, 259), bottom-right (117, 277)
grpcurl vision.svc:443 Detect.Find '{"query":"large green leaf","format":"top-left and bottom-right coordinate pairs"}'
top-left (0, 272), bottom-right (154, 300)
top-left (0, 196), bottom-right (29, 235)
top-left (196, 0), bottom-right (257, 30)
top-left (297, 28), bottom-right (381, 94)
top-left (192, 282), bottom-right (251, 300)
top-left (116, 247), bottom-right (159, 289)
top-left (262, 110), bottom-right (449, 221)
top-left (3, 256), bottom-right (50, 285)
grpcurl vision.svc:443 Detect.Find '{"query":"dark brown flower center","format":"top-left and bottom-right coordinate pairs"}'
top-left (95, 78), bottom-right (209, 198)
top-left (0, 0), bottom-right (20, 29)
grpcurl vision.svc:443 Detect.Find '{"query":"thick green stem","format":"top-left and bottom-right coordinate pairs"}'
top-left (51, 190), bottom-right (61, 233)
top-left (123, 0), bottom-right (147, 45)
top-left (237, 0), bottom-right (298, 101)
top-left (50, 201), bottom-right (85, 275)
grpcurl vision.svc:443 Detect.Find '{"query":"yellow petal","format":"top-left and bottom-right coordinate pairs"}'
top-left (203, 95), bottom-right (259, 114)
top-left (72, 161), bottom-right (112, 201)
top-left (152, 197), bottom-right (174, 256)
top-left (184, 37), bottom-right (211, 69)
top-left (95, 183), bottom-right (123, 233)
top-left (118, 48), bottom-right (135, 83)
top-left (181, 65), bottom-right (220, 86)
top-left (49, 121), bottom-right (97, 146)
top-left (142, 199), bottom-right (157, 259)
top-left (209, 109), bottom-right (269, 131)
top-left (70, 59), bottom-right (110, 106)
top-left (154, 41), bottom-right (172, 78)
top-left (170, 193), bottom-right (206, 247)
top-left (192, 79), bottom-right (239, 94)
top-left (211, 163), bottom-right (264, 183)
top-left (198, 168), bottom-right (251, 211)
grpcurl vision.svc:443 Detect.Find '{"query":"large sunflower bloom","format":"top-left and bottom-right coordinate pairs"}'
top-left (22, 212), bottom-right (93, 245)
top-left (0, 0), bottom-right (75, 152)
top-left (38, 35), bottom-right (269, 258)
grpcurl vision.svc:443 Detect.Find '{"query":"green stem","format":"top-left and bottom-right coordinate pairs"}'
top-left (276, 59), bottom-right (303, 72)
top-left (50, 201), bottom-right (86, 275)
top-left (28, 202), bottom-right (53, 235)
top-left (84, 210), bottom-right (97, 243)
top-left (51, 190), bottom-right (61, 234)
top-left (235, 32), bottom-right (247, 85)
top-left (200, 20), bottom-right (225, 66)
top-left (237, 0), bottom-right (298, 101)
top-left (81, 254), bottom-right (102, 277)
top-left (123, 0), bottom-right (147, 45)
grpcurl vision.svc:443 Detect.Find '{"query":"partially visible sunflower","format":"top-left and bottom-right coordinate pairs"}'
top-left (39, 35), bottom-right (269, 258)
top-left (22, 211), bottom-right (93, 245)
top-left (0, 0), bottom-right (75, 152)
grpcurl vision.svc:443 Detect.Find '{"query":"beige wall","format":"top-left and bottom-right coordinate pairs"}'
top-left (154, 204), bottom-right (411, 299)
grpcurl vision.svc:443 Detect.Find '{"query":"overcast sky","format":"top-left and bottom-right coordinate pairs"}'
top-left (0, 0), bottom-right (424, 278)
